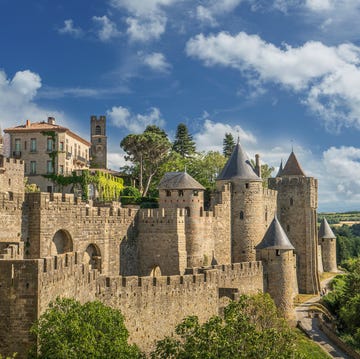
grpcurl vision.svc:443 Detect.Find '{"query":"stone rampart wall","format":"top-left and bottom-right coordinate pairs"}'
top-left (26, 192), bottom-right (138, 276)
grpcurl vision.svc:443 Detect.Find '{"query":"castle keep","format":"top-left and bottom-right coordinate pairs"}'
top-left (0, 135), bottom-right (336, 357)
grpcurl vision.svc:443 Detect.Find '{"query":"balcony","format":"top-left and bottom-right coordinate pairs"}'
top-left (73, 155), bottom-right (88, 167)
top-left (12, 151), bottom-right (21, 158)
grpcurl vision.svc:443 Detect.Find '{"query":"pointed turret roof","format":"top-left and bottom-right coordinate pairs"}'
top-left (318, 218), bottom-right (336, 239)
top-left (217, 138), bottom-right (260, 181)
top-left (158, 172), bottom-right (205, 190)
top-left (276, 160), bottom-right (283, 177)
top-left (280, 151), bottom-right (306, 177)
top-left (255, 216), bottom-right (295, 250)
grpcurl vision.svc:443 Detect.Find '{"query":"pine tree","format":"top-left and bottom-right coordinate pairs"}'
top-left (173, 123), bottom-right (196, 158)
top-left (223, 133), bottom-right (235, 158)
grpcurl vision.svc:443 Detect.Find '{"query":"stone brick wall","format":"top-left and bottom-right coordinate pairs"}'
top-left (269, 177), bottom-right (320, 294)
top-left (136, 208), bottom-right (187, 276)
top-left (0, 260), bottom-right (39, 358)
top-left (211, 183), bottom-right (232, 265)
top-left (320, 238), bottom-right (337, 272)
top-left (25, 192), bottom-right (138, 276)
top-left (97, 262), bottom-right (264, 353)
top-left (257, 249), bottom-right (296, 321)
top-left (230, 180), bottom-right (275, 263)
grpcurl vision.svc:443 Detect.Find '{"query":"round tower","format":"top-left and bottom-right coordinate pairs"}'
top-left (256, 216), bottom-right (297, 321)
top-left (319, 218), bottom-right (337, 272)
top-left (216, 138), bottom-right (264, 263)
top-left (158, 172), bottom-right (210, 267)
top-left (268, 151), bottom-right (320, 294)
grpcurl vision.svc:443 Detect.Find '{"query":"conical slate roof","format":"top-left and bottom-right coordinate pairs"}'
top-left (217, 139), bottom-right (260, 181)
top-left (255, 216), bottom-right (295, 250)
top-left (158, 172), bottom-right (205, 190)
top-left (281, 151), bottom-right (306, 177)
top-left (318, 218), bottom-right (336, 239)
top-left (276, 160), bottom-right (283, 177)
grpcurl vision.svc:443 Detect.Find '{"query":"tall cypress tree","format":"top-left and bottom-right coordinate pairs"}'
top-left (223, 133), bottom-right (235, 158)
top-left (173, 123), bottom-right (196, 158)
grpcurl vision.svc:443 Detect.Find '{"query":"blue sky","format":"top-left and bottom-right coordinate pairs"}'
top-left (1, 0), bottom-right (360, 212)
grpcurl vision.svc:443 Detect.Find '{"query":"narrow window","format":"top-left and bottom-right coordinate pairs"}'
top-left (166, 190), bottom-right (171, 197)
top-left (245, 183), bottom-right (249, 189)
top-left (59, 142), bottom-right (64, 151)
top-left (8, 192), bottom-right (13, 201)
top-left (47, 138), bottom-right (53, 151)
top-left (193, 190), bottom-right (199, 196)
top-left (47, 160), bottom-right (54, 174)
top-left (98, 138), bottom-right (101, 143)
top-left (290, 198), bottom-right (294, 206)
top-left (240, 211), bottom-right (244, 220)
top-left (30, 138), bottom-right (37, 152)
top-left (178, 190), bottom-right (184, 197)
top-left (265, 211), bottom-right (268, 222)
top-left (95, 125), bottom-right (101, 135)
top-left (59, 165), bottom-right (64, 175)
top-left (286, 225), bottom-right (290, 232)
top-left (276, 249), bottom-right (280, 256)
top-left (47, 186), bottom-right (52, 193)
top-left (15, 138), bottom-right (21, 152)
top-left (30, 161), bottom-right (36, 175)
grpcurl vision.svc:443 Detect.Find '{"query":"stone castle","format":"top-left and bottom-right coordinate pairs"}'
top-left (0, 119), bottom-right (337, 357)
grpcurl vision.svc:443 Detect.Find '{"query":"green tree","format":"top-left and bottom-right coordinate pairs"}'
top-left (120, 126), bottom-right (171, 197)
top-left (223, 132), bottom-right (235, 158)
top-left (249, 160), bottom-right (275, 188)
top-left (172, 123), bottom-right (196, 158)
top-left (29, 298), bottom-right (143, 359)
top-left (151, 293), bottom-right (301, 359)
top-left (191, 151), bottom-right (227, 190)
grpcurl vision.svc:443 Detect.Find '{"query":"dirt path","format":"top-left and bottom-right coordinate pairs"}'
top-left (295, 276), bottom-right (351, 359)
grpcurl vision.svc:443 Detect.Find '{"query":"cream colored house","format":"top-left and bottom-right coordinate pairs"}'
top-left (4, 117), bottom-right (91, 192)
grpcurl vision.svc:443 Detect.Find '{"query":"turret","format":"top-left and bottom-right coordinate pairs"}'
top-left (216, 138), bottom-right (265, 262)
top-left (256, 216), bottom-right (297, 321)
top-left (268, 151), bottom-right (320, 294)
top-left (158, 172), bottom-right (209, 267)
top-left (319, 218), bottom-right (337, 272)
top-left (90, 115), bottom-right (107, 169)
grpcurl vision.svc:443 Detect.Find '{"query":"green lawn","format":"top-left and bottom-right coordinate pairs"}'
top-left (295, 330), bottom-right (332, 358)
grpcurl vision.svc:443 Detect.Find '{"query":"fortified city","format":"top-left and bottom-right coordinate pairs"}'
top-left (0, 116), bottom-right (337, 357)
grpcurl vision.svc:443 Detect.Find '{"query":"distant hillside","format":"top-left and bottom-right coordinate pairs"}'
top-left (318, 211), bottom-right (360, 225)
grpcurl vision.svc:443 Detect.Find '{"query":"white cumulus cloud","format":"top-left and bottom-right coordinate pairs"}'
top-left (186, 31), bottom-right (360, 131)
top-left (139, 52), bottom-right (171, 73)
top-left (196, 0), bottom-right (244, 26)
top-left (320, 146), bottom-right (360, 210)
top-left (107, 106), bottom-right (166, 133)
top-left (58, 19), bottom-right (83, 38)
top-left (0, 69), bottom-right (67, 131)
top-left (193, 118), bottom-right (256, 153)
top-left (110, 0), bottom-right (177, 41)
top-left (92, 15), bottom-right (121, 41)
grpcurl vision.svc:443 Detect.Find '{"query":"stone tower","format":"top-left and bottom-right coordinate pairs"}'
top-left (319, 218), bottom-right (337, 273)
top-left (216, 139), bottom-right (265, 263)
top-left (90, 115), bottom-right (107, 169)
top-left (268, 151), bottom-right (320, 294)
top-left (158, 172), bottom-right (209, 267)
top-left (256, 216), bottom-right (297, 321)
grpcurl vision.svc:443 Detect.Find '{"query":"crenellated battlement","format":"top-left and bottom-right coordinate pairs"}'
top-left (0, 157), bottom-right (24, 168)
top-left (40, 252), bottom-right (100, 284)
top-left (269, 176), bottom-right (317, 187)
top-left (25, 192), bottom-right (136, 219)
top-left (262, 187), bottom-right (277, 198)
